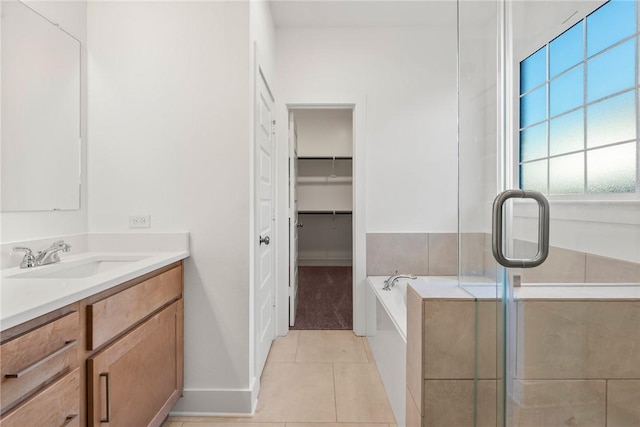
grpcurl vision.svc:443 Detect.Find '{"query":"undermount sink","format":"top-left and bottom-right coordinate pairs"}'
top-left (7, 256), bottom-right (149, 279)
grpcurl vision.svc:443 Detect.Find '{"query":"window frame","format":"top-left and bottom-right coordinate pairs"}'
top-left (512, 0), bottom-right (640, 201)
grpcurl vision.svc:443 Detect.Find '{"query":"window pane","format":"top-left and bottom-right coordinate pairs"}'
top-left (550, 65), bottom-right (584, 117)
top-left (520, 47), bottom-right (547, 94)
top-left (587, 38), bottom-right (636, 102)
top-left (550, 21), bottom-right (584, 78)
top-left (587, 143), bottom-right (637, 192)
top-left (550, 152), bottom-right (585, 194)
top-left (587, 91), bottom-right (637, 148)
top-left (520, 123), bottom-right (547, 161)
top-left (520, 85), bottom-right (547, 127)
top-left (550, 109), bottom-right (584, 156)
top-left (587, 0), bottom-right (636, 57)
top-left (521, 159), bottom-right (548, 193)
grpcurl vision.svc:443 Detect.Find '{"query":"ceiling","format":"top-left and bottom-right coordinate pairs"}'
top-left (269, 0), bottom-right (458, 28)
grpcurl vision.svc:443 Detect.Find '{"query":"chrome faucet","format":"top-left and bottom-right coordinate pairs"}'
top-left (35, 240), bottom-right (71, 266)
top-left (13, 240), bottom-right (72, 268)
top-left (13, 247), bottom-right (37, 268)
top-left (383, 272), bottom-right (417, 291)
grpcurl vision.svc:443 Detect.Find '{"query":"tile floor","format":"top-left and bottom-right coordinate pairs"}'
top-left (164, 330), bottom-right (397, 427)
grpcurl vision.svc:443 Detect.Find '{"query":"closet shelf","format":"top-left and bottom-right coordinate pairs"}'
top-left (298, 210), bottom-right (352, 215)
top-left (298, 156), bottom-right (352, 160)
top-left (297, 176), bottom-right (352, 184)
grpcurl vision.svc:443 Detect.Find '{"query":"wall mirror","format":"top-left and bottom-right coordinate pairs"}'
top-left (1, 0), bottom-right (81, 212)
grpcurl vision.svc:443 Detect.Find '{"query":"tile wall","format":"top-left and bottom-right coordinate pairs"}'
top-left (406, 288), bottom-right (640, 427)
top-left (366, 233), bottom-right (640, 283)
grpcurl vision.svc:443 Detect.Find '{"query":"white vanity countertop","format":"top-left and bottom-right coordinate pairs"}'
top-left (0, 250), bottom-right (189, 331)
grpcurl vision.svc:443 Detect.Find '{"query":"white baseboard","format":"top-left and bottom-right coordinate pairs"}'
top-left (170, 386), bottom-right (256, 415)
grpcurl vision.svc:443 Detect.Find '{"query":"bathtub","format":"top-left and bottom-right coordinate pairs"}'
top-left (366, 275), bottom-right (467, 427)
top-left (366, 276), bottom-right (407, 427)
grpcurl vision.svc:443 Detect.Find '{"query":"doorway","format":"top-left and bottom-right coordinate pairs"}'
top-left (288, 108), bottom-right (354, 330)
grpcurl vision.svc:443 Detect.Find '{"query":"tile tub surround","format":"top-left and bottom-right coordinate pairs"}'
top-left (367, 232), bottom-right (640, 284)
top-left (406, 281), bottom-right (640, 427)
top-left (514, 240), bottom-right (640, 284)
top-left (366, 233), bottom-right (457, 276)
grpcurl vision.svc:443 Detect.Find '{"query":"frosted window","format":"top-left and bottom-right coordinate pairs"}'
top-left (520, 123), bottom-right (547, 161)
top-left (587, 38), bottom-right (636, 102)
top-left (520, 47), bottom-right (547, 94)
top-left (550, 22), bottom-right (584, 77)
top-left (550, 153), bottom-right (585, 194)
top-left (587, 91), bottom-right (636, 148)
top-left (518, 0), bottom-right (638, 196)
top-left (520, 85), bottom-right (546, 127)
top-left (587, 143), bottom-right (637, 193)
top-left (521, 160), bottom-right (548, 193)
top-left (587, 0), bottom-right (636, 56)
top-left (550, 109), bottom-right (584, 156)
top-left (550, 65), bottom-right (583, 117)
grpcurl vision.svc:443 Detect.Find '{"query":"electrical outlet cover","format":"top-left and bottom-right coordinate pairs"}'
top-left (128, 215), bottom-right (150, 228)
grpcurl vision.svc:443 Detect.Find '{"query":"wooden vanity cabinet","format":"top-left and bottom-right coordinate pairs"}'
top-left (84, 262), bottom-right (184, 427)
top-left (87, 301), bottom-right (182, 426)
top-left (0, 308), bottom-right (80, 426)
top-left (0, 261), bottom-right (184, 427)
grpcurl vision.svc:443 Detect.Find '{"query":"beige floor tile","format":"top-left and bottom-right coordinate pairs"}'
top-left (168, 417), bottom-right (237, 422)
top-left (267, 330), bottom-right (300, 363)
top-left (334, 363), bottom-right (396, 423)
top-left (163, 422), bottom-right (183, 427)
top-left (362, 337), bottom-right (375, 363)
top-left (286, 424), bottom-right (389, 427)
top-left (250, 363), bottom-right (336, 422)
top-left (182, 424), bottom-right (284, 427)
top-left (295, 330), bottom-right (368, 363)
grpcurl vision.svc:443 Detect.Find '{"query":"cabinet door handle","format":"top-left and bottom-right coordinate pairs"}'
top-left (100, 372), bottom-right (111, 423)
top-left (63, 414), bottom-right (79, 426)
top-left (4, 340), bottom-right (77, 378)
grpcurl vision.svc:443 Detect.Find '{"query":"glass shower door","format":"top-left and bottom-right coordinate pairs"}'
top-left (457, 0), bottom-right (505, 426)
top-left (503, 0), bottom-right (640, 425)
top-left (459, 0), bottom-right (640, 426)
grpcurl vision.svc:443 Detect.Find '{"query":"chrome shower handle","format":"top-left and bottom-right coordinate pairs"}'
top-left (492, 189), bottom-right (550, 268)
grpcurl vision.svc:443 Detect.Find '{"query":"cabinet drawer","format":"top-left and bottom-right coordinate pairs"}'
top-left (0, 368), bottom-right (80, 427)
top-left (0, 311), bottom-right (79, 413)
top-left (87, 265), bottom-right (182, 350)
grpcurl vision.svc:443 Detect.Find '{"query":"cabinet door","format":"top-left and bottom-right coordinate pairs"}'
top-left (87, 301), bottom-right (181, 427)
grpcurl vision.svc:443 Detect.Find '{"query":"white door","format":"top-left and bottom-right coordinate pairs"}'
top-left (255, 69), bottom-right (275, 376)
top-left (289, 112), bottom-right (299, 326)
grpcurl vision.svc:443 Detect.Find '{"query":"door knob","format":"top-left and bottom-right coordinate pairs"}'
top-left (297, 223), bottom-right (303, 228)
top-left (260, 236), bottom-right (270, 245)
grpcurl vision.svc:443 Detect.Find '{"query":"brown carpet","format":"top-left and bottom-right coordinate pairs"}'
top-left (290, 266), bottom-right (353, 330)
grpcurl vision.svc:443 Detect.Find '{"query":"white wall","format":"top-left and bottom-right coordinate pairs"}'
top-left (87, 1), bottom-right (259, 413)
top-left (0, 0), bottom-right (88, 243)
top-left (275, 17), bottom-right (459, 235)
